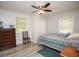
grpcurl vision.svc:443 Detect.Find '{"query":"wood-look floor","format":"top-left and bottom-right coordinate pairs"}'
top-left (0, 42), bottom-right (43, 57)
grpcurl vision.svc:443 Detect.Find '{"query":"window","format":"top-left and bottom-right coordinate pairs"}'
top-left (16, 17), bottom-right (26, 33)
top-left (59, 16), bottom-right (73, 33)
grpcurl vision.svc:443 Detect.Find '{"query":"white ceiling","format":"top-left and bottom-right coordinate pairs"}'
top-left (0, 1), bottom-right (79, 16)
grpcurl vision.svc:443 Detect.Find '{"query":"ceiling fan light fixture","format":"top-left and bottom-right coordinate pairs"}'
top-left (31, 3), bottom-right (51, 14)
top-left (38, 10), bottom-right (44, 14)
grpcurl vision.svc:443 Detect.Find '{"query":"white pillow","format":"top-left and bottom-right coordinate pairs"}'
top-left (67, 33), bottom-right (79, 40)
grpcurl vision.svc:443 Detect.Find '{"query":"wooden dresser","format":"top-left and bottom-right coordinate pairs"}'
top-left (0, 28), bottom-right (16, 51)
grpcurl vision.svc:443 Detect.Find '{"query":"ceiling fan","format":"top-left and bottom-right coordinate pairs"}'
top-left (31, 3), bottom-right (52, 14)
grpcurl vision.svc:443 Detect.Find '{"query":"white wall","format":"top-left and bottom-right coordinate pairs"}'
top-left (0, 9), bottom-right (32, 44)
top-left (46, 9), bottom-right (79, 33)
top-left (0, 9), bottom-right (46, 44)
top-left (0, 8), bottom-right (79, 44)
top-left (46, 15), bottom-right (59, 33)
top-left (31, 14), bottom-right (46, 43)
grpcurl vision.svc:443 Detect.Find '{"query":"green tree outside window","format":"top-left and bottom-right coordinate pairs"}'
top-left (16, 17), bottom-right (26, 33)
top-left (59, 16), bottom-right (72, 33)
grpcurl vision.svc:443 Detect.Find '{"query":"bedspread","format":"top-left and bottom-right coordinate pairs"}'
top-left (38, 33), bottom-right (79, 51)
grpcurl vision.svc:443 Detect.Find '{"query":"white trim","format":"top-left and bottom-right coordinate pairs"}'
top-left (16, 42), bottom-right (22, 45)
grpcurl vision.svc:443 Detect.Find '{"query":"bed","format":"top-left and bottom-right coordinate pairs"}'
top-left (38, 33), bottom-right (79, 51)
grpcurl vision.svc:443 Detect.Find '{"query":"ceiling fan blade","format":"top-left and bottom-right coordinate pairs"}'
top-left (44, 3), bottom-right (50, 8)
top-left (31, 10), bottom-right (38, 13)
top-left (31, 5), bottom-right (38, 9)
top-left (44, 10), bottom-right (52, 12)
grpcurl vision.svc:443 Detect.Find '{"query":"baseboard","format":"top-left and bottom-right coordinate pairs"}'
top-left (16, 42), bottom-right (22, 45)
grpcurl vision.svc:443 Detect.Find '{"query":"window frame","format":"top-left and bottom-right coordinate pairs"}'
top-left (58, 16), bottom-right (73, 33)
top-left (16, 17), bottom-right (27, 33)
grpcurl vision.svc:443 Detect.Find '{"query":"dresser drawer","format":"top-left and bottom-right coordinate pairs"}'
top-left (1, 32), bottom-right (14, 36)
top-left (0, 41), bottom-right (15, 46)
top-left (0, 30), bottom-right (10, 33)
top-left (0, 28), bottom-right (16, 51)
top-left (0, 39), bottom-right (15, 43)
top-left (0, 36), bottom-right (15, 41)
top-left (0, 43), bottom-right (16, 51)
